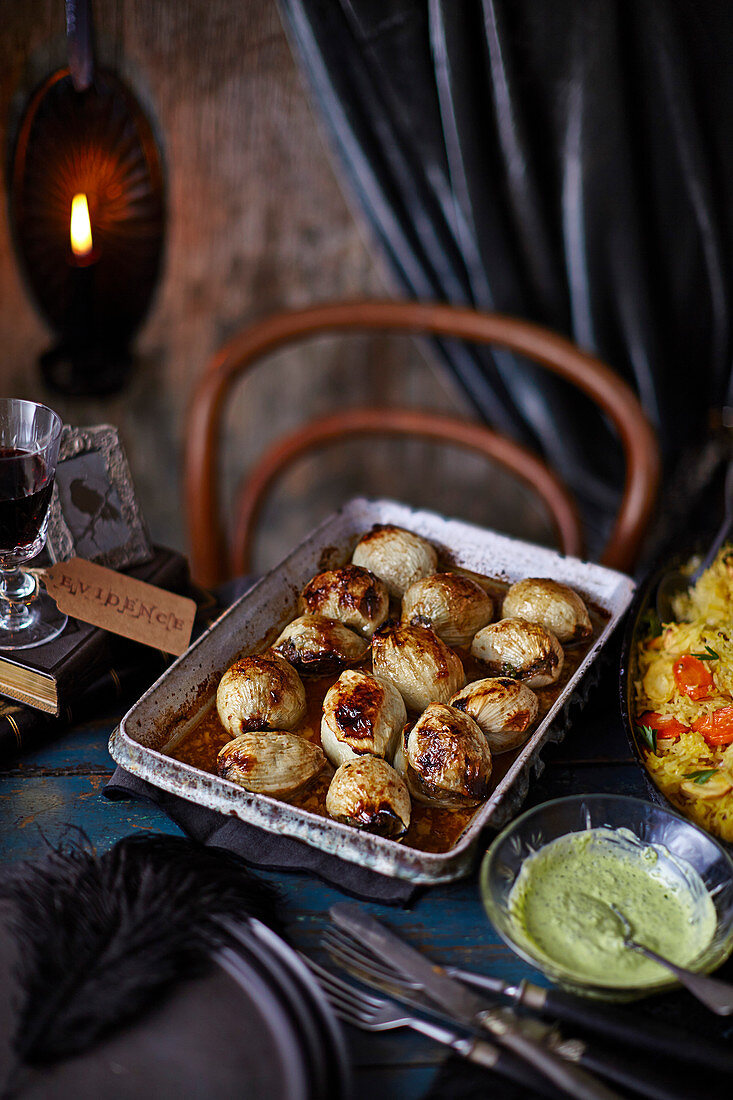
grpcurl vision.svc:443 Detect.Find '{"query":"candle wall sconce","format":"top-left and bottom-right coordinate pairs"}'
top-left (9, 2), bottom-right (165, 396)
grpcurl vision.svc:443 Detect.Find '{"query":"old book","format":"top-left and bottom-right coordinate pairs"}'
top-left (0, 546), bottom-right (189, 716)
top-left (0, 653), bottom-right (171, 760)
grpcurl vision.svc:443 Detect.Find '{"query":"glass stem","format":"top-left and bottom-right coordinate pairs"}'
top-left (0, 567), bottom-right (36, 631)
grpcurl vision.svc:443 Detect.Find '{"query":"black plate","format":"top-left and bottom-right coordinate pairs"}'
top-left (243, 920), bottom-right (352, 1100)
top-left (217, 919), bottom-right (351, 1100)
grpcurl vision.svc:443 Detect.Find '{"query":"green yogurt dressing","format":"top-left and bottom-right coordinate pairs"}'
top-left (508, 827), bottom-right (717, 987)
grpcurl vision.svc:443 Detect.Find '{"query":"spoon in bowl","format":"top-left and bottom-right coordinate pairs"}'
top-left (609, 904), bottom-right (733, 1015)
top-left (656, 459), bottom-right (733, 624)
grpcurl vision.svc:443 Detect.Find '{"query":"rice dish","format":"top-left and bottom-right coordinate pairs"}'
top-left (634, 545), bottom-right (733, 841)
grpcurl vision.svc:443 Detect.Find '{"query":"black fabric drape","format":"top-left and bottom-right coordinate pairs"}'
top-left (278, 0), bottom-right (733, 554)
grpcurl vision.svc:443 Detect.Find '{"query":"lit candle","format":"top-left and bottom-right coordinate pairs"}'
top-left (65, 192), bottom-right (99, 373)
top-left (70, 192), bottom-right (93, 262)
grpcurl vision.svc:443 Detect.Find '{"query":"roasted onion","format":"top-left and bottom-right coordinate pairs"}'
top-left (272, 614), bottom-right (369, 676)
top-left (321, 669), bottom-right (407, 767)
top-left (371, 622), bottom-right (465, 712)
top-left (402, 572), bottom-right (494, 647)
top-left (301, 564), bottom-right (389, 638)
top-left (217, 731), bottom-right (327, 798)
top-left (471, 617), bottom-right (563, 688)
top-left (502, 578), bottom-right (592, 643)
top-left (450, 677), bottom-right (539, 753)
top-left (326, 756), bottom-right (411, 838)
top-left (216, 651), bottom-right (306, 738)
top-left (393, 702), bottom-right (492, 809)
top-left (351, 524), bottom-right (438, 598)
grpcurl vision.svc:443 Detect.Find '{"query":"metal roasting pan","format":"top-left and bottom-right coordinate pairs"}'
top-left (110, 498), bottom-right (635, 884)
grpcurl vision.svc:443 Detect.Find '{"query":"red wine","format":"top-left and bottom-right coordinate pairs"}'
top-left (0, 447), bottom-right (54, 551)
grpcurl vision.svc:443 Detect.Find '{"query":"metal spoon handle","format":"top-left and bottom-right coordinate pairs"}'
top-left (690, 458), bottom-right (733, 583)
top-left (629, 943), bottom-right (733, 1016)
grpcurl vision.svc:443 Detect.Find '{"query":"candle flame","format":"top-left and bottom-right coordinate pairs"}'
top-left (70, 193), bottom-right (93, 257)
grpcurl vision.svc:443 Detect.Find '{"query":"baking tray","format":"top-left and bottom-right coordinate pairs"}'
top-left (111, 498), bottom-right (635, 883)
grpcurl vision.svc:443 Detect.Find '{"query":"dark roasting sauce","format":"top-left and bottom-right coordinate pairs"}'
top-left (166, 567), bottom-right (606, 854)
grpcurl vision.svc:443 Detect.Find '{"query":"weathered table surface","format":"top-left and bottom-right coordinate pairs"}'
top-left (0, 660), bottom-right (654, 1099)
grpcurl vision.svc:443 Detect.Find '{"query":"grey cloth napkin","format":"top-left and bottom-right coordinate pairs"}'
top-left (104, 767), bottom-right (417, 905)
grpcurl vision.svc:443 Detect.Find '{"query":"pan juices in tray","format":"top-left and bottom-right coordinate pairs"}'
top-left (167, 523), bottom-right (604, 855)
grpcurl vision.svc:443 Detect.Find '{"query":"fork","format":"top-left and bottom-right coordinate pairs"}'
top-left (303, 956), bottom-right (567, 1099)
top-left (321, 926), bottom-right (706, 1100)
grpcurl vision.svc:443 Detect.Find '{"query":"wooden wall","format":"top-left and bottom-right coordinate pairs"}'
top-left (0, 1), bottom-right (554, 577)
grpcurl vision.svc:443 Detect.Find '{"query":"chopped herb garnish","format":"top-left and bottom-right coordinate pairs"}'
top-left (637, 724), bottom-right (657, 753)
top-left (640, 608), bottom-right (663, 639)
top-left (691, 645), bottom-right (719, 660)
top-left (682, 769), bottom-right (719, 785)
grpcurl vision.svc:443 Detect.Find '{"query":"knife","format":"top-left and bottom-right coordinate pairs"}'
top-left (450, 965), bottom-right (733, 1078)
top-left (300, 953), bottom-right (570, 1100)
top-left (330, 903), bottom-right (622, 1100)
top-left (323, 931), bottom-right (715, 1100)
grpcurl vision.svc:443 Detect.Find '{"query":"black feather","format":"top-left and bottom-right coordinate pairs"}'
top-left (0, 832), bottom-right (280, 1066)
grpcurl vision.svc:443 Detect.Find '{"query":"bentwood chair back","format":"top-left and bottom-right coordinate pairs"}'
top-left (184, 301), bottom-right (660, 587)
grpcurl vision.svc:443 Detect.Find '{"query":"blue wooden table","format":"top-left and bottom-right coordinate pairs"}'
top-left (0, 666), bottom-right (648, 1099)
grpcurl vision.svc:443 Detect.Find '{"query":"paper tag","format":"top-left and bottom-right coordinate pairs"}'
top-left (40, 558), bottom-right (196, 656)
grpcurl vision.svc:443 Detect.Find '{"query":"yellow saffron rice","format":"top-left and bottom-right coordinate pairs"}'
top-left (634, 545), bottom-right (733, 842)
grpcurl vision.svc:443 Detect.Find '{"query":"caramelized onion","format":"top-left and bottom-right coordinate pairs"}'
top-left (393, 702), bottom-right (492, 809)
top-left (301, 564), bottom-right (389, 638)
top-left (216, 651), bottom-right (306, 738)
top-left (402, 572), bottom-right (494, 646)
top-left (352, 524), bottom-right (437, 598)
top-left (272, 614), bottom-right (369, 676)
top-left (326, 756), bottom-right (411, 838)
top-left (321, 669), bottom-right (407, 767)
top-left (371, 622), bottom-right (465, 712)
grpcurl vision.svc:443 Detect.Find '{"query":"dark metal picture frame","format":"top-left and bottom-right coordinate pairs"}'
top-left (46, 424), bottom-right (153, 570)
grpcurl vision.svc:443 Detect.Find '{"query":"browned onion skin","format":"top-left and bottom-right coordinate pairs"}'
top-left (502, 578), bottom-right (591, 643)
top-left (272, 614), bottom-right (369, 676)
top-left (402, 572), bottom-right (494, 647)
top-left (394, 702), bottom-right (492, 809)
top-left (217, 731), bottom-right (327, 798)
top-left (321, 669), bottom-right (407, 766)
top-left (351, 524), bottom-right (438, 597)
top-left (301, 564), bottom-right (389, 638)
top-left (371, 622), bottom-right (465, 712)
top-left (450, 677), bottom-right (538, 753)
top-left (326, 756), bottom-right (411, 838)
top-left (216, 651), bottom-right (306, 738)
top-left (470, 617), bottom-right (563, 688)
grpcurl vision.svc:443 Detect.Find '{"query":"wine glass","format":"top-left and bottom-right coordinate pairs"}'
top-left (0, 398), bottom-right (67, 649)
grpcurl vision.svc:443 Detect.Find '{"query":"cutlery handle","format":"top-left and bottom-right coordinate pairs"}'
top-left (458, 1036), bottom-right (695, 1100)
top-left (479, 1013), bottom-right (623, 1100)
top-left (576, 1042), bottom-right (711, 1100)
top-left (454, 1037), bottom-right (567, 1100)
top-left (455, 969), bottom-right (733, 1077)
top-left (540, 984), bottom-right (733, 1073)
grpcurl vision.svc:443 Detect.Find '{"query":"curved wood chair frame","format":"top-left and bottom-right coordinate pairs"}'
top-left (231, 407), bottom-right (584, 577)
top-left (185, 301), bottom-right (660, 585)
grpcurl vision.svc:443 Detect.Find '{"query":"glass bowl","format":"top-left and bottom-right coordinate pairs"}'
top-left (480, 794), bottom-right (733, 1000)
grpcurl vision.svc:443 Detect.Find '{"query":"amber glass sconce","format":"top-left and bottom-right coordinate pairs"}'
top-left (9, 1), bottom-right (165, 396)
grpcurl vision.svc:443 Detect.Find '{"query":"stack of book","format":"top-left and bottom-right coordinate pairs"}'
top-left (0, 547), bottom-right (209, 762)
